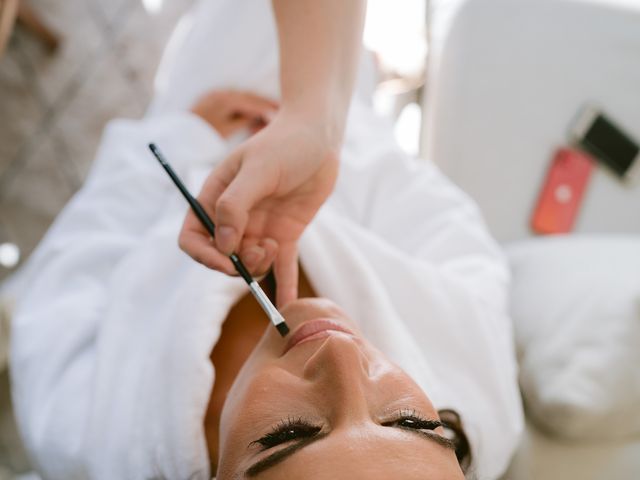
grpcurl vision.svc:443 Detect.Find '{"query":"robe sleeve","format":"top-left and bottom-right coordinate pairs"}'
top-left (9, 113), bottom-right (223, 480)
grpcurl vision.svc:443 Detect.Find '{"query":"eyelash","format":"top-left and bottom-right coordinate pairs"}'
top-left (252, 416), bottom-right (322, 450)
top-left (252, 409), bottom-right (442, 451)
top-left (382, 408), bottom-right (443, 431)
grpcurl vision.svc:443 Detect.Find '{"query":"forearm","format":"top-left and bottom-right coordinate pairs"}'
top-left (272, 0), bottom-right (366, 145)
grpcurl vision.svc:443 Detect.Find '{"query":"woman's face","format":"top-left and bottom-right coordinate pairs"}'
top-left (217, 298), bottom-right (465, 479)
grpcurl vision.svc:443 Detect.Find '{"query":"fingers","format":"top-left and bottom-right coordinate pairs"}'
top-left (187, 144), bottom-right (277, 266)
top-left (178, 210), bottom-right (236, 275)
top-left (179, 158), bottom-right (233, 271)
top-left (214, 159), bottom-right (278, 255)
top-left (239, 243), bottom-right (265, 272)
top-left (239, 237), bottom-right (278, 277)
top-left (273, 243), bottom-right (299, 308)
top-left (255, 238), bottom-right (278, 276)
top-left (180, 203), bottom-right (278, 279)
top-left (220, 116), bottom-right (260, 138)
top-left (232, 91), bottom-right (279, 120)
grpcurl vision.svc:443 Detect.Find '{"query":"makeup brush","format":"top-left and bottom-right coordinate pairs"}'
top-left (148, 143), bottom-right (290, 337)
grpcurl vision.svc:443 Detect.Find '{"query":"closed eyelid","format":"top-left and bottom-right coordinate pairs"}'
top-left (248, 412), bottom-right (442, 454)
top-left (244, 421), bottom-right (456, 477)
top-left (247, 417), bottom-right (322, 450)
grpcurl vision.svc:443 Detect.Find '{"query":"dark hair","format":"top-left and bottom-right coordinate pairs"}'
top-left (438, 409), bottom-right (472, 474)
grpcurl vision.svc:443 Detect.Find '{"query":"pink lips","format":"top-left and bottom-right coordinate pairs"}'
top-left (284, 319), bottom-right (355, 354)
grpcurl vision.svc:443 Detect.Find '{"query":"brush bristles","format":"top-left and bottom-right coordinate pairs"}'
top-left (275, 322), bottom-right (290, 337)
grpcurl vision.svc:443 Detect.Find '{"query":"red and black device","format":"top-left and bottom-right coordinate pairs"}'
top-left (531, 148), bottom-right (594, 234)
top-left (570, 106), bottom-right (640, 182)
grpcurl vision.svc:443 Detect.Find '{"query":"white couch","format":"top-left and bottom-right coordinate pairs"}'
top-left (423, 0), bottom-right (640, 242)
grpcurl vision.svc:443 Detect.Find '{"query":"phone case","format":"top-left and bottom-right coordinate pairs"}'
top-left (531, 148), bottom-right (593, 234)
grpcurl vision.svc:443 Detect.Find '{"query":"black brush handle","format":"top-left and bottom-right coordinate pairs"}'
top-left (149, 144), bottom-right (289, 337)
top-left (149, 143), bottom-right (252, 284)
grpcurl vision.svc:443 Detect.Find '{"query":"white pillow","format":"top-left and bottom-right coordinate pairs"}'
top-left (507, 235), bottom-right (640, 440)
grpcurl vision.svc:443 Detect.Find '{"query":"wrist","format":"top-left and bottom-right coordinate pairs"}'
top-left (279, 102), bottom-right (346, 149)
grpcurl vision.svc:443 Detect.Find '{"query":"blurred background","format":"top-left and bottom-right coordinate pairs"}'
top-left (0, 0), bottom-right (195, 284)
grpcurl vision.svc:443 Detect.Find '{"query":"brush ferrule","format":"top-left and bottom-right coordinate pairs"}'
top-left (248, 281), bottom-right (288, 335)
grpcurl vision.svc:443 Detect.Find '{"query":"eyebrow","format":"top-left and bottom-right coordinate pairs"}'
top-left (244, 427), bottom-right (455, 477)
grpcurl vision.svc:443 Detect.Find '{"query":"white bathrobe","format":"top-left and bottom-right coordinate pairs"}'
top-left (8, 1), bottom-right (523, 479)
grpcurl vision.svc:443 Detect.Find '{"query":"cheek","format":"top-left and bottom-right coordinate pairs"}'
top-left (219, 365), bottom-right (290, 440)
top-left (373, 369), bottom-right (440, 418)
top-left (217, 368), bottom-right (308, 476)
top-left (220, 332), bottom-right (282, 416)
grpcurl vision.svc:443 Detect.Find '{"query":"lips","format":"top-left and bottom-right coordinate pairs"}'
top-left (283, 319), bottom-right (356, 354)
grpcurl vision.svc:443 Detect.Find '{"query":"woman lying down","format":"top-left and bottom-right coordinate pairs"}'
top-left (8, 2), bottom-right (523, 479)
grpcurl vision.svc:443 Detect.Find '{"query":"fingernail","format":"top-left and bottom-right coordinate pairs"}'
top-left (216, 225), bottom-right (236, 254)
top-left (261, 237), bottom-right (278, 250)
top-left (243, 248), bottom-right (264, 270)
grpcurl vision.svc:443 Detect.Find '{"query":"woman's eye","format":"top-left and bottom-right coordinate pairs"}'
top-left (385, 414), bottom-right (442, 432)
top-left (253, 420), bottom-right (322, 450)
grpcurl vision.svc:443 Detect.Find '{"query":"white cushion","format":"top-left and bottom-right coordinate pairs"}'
top-left (507, 235), bottom-right (640, 439)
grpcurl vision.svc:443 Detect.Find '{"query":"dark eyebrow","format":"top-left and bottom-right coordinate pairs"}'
top-left (245, 432), bottom-right (329, 477)
top-left (244, 427), bottom-right (455, 477)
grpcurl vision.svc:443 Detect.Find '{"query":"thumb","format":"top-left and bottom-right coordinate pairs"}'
top-left (214, 158), bottom-right (277, 254)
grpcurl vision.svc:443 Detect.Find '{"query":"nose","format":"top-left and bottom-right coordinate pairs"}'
top-left (302, 333), bottom-right (373, 421)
